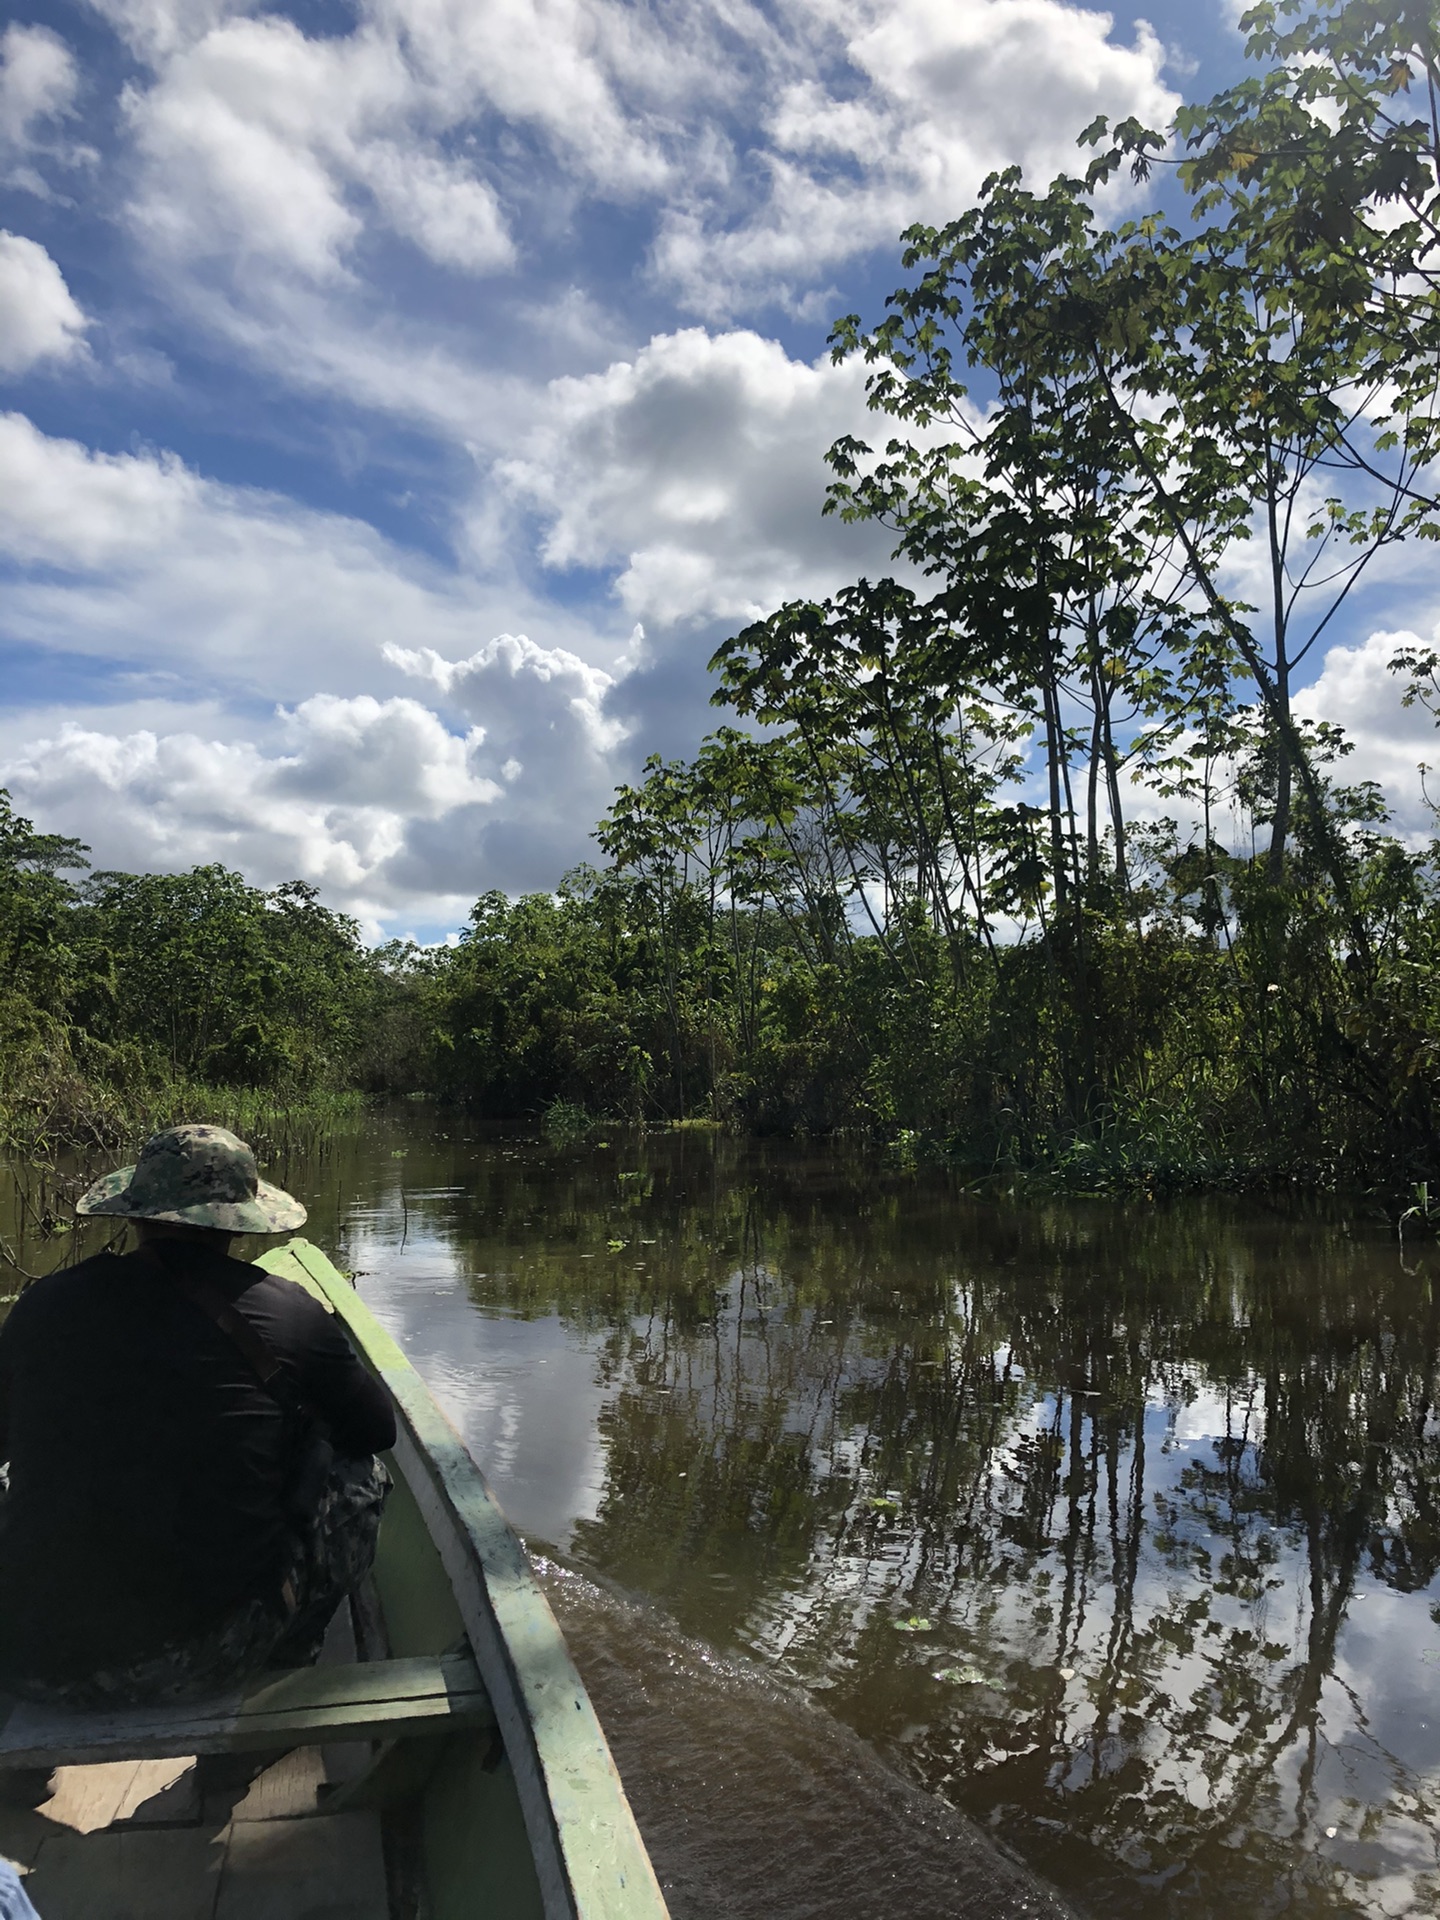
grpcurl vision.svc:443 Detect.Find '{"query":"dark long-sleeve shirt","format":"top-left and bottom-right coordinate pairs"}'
top-left (0, 1244), bottom-right (395, 1681)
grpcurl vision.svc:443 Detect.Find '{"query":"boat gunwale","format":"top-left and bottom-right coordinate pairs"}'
top-left (257, 1235), bottom-right (669, 1920)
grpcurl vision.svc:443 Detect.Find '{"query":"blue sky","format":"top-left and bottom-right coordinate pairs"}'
top-left (0, 0), bottom-right (1435, 939)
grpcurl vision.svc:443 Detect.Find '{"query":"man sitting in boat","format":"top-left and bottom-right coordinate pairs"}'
top-left (0, 1124), bottom-right (396, 1708)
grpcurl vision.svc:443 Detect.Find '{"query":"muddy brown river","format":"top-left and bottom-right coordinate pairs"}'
top-left (5, 1109), bottom-right (1438, 1917)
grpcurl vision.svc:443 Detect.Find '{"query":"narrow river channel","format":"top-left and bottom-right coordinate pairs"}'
top-left (5, 1107), bottom-right (1438, 1918)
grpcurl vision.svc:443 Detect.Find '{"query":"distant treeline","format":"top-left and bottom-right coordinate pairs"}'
top-left (8, 0), bottom-right (1440, 1198)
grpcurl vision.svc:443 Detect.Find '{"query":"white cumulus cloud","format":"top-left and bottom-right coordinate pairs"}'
top-left (498, 326), bottom-right (899, 628)
top-left (0, 412), bottom-right (652, 918)
top-left (0, 410), bottom-right (608, 700)
top-left (389, 630), bottom-right (626, 752)
top-left (0, 695), bottom-right (501, 930)
top-left (124, 12), bottom-right (514, 282)
top-left (0, 233), bottom-right (88, 375)
top-left (0, 24), bottom-right (95, 195)
top-left (366, 0), bottom-right (681, 196)
top-left (0, 23), bottom-right (78, 153)
top-left (84, 0), bottom-right (1181, 425)
top-left (384, 633), bottom-right (631, 884)
top-left (1295, 627), bottom-right (1440, 837)
top-left (653, 0), bottom-right (1180, 315)
top-left (360, 142), bottom-right (513, 273)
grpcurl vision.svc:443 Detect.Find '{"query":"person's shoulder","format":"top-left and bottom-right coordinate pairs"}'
top-left (0, 1250), bottom-right (127, 1329)
top-left (228, 1257), bottom-right (336, 1327)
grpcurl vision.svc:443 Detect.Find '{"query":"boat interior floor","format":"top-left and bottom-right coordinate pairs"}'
top-left (0, 1609), bottom-right (398, 1920)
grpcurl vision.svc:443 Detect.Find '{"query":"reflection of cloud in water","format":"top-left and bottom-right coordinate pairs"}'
top-left (1166, 1382), bottom-right (1266, 1447)
top-left (346, 1217), bottom-right (609, 1549)
top-left (1324, 1588), bottom-right (1440, 1907)
top-left (745, 1362), bottom-right (1429, 1910)
top-left (1335, 1587), bottom-right (1440, 1775)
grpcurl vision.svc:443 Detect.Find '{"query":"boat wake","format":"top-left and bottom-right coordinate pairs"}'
top-left (535, 1557), bottom-right (1077, 1920)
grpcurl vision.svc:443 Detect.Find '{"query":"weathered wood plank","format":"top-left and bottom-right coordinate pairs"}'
top-left (215, 1809), bottom-right (388, 1920)
top-left (259, 1238), bottom-right (671, 1920)
top-left (238, 1651), bottom-right (481, 1716)
top-left (317, 1734), bottom-right (448, 1813)
top-left (0, 1653), bottom-right (493, 1770)
top-left (24, 1824), bottom-right (223, 1920)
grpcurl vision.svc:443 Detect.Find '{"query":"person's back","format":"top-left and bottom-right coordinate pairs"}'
top-left (0, 1240), bottom-right (393, 1684)
top-left (0, 1124), bottom-right (395, 1705)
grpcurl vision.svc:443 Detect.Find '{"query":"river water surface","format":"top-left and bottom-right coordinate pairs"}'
top-left (4, 1108), bottom-right (1439, 1918)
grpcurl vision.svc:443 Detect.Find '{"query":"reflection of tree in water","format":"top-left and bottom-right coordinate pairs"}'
top-left (308, 1129), bottom-right (1440, 1915)
top-left (511, 1156), bottom-right (1440, 1917)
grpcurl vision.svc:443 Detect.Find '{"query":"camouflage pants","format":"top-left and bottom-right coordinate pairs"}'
top-left (0, 1455), bottom-right (391, 1709)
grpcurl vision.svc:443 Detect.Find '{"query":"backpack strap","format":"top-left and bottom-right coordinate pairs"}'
top-left (130, 1242), bottom-right (306, 1419)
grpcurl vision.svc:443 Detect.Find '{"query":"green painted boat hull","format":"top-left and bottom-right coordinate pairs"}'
top-left (258, 1237), bottom-right (669, 1920)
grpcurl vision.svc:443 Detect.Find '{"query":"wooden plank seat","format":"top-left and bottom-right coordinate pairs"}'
top-left (0, 1651), bottom-right (493, 1771)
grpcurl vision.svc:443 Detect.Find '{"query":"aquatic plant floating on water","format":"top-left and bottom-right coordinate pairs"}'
top-left (933, 1665), bottom-right (988, 1686)
top-left (893, 1616), bottom-right (933, 1632)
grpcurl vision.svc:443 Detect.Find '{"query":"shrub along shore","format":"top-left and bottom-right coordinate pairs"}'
top-left (7, 5), bottom-right (1440, 1210)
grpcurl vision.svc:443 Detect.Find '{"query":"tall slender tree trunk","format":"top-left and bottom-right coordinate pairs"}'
top-left (1266, 485), bottom-right (1292, 880)
top-left (1267, 657), bottom-right (1293, 881)
top-left (1042, 663), bottom-right (1069, 911)
top-left (1100, 691), bottom-right (1128, 892)
top-left (1087, 698), bottom-right (1103, 886)
top-left (1085, 603), bottom-right (1104, 887)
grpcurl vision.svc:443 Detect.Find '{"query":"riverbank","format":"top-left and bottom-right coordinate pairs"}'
top-left (0, 1015), bottom-right (363, 1173)
top-left (4, 1068), bottom-right (1424, 1229)
top-left (537, 1101), bottom-right (1422, 1219)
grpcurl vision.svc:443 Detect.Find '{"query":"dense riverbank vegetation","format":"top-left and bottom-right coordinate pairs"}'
top-left (0, 796), bottom-right (377, 1157)
top-left (6, 0), bottom-right (1440, 1199)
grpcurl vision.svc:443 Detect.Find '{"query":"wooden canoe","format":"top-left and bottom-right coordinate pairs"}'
top-left (0, 1235), bottom-right (670, 1920)
top-left (257, 1235), bottom-right (670, 1920)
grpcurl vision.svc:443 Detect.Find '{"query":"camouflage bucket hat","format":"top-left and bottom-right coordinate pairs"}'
top-left (76, 1124), bottom-right (307, 1235)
